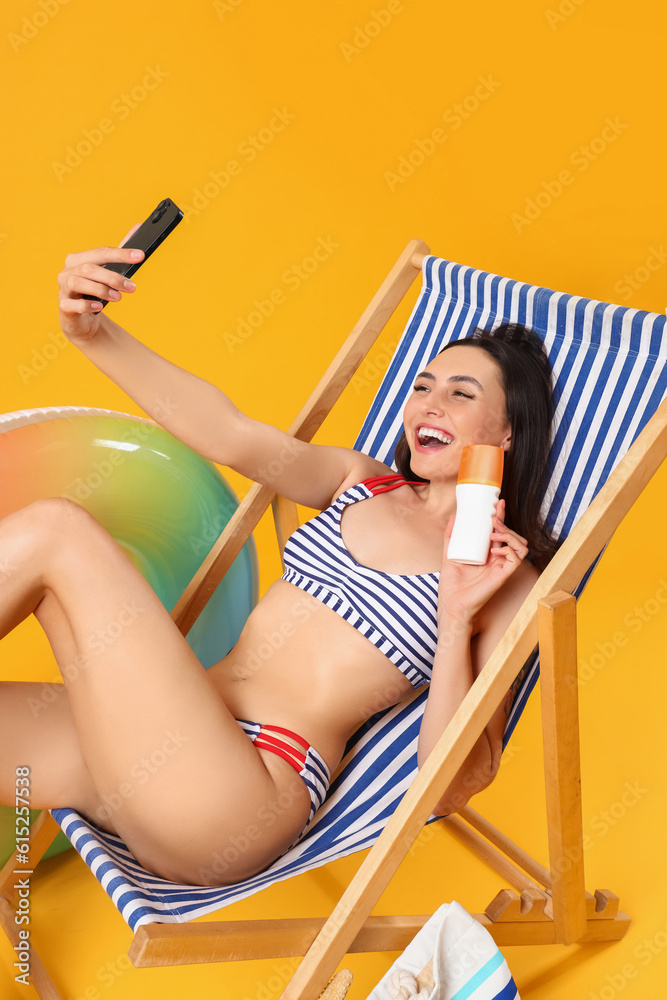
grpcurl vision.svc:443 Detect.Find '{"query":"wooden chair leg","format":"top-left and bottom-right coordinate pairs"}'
top-left (444, 806), bottom-right (629, 943)
top-left (538, 591), bottom-right (587, 944)
top-left (0, 811), bottom-right (64, 999)
top-left (0, 809), bottom-right (60, 898)
top-left (0, 897), bottom-right (65, 999)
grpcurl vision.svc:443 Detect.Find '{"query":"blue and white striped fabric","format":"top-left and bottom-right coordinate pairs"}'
top-left (357, 256), bottom-right (667, 743)
top-left (51, 693), bottom-right (426, 929)
top-left (282, 481), bottom-right (439, 689)
top-left (51, 254), bottom-right (667, 930)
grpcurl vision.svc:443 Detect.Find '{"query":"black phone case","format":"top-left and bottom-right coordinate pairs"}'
top-left (82, 198), bottom-right (183, 307)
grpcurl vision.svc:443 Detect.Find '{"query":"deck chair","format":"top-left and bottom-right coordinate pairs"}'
top-left (2, 239), bottom-right (667, 1000)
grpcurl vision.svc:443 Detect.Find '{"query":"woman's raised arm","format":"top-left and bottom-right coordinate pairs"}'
top-left (57, 242), bottom-right (385, 509)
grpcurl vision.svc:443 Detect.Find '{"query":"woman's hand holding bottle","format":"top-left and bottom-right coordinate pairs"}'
top-left (437, 499), bottom-right (529, 627)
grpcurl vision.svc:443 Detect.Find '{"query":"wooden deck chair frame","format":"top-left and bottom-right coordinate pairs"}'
top-left (2, 238), bottom-right (665, 1000)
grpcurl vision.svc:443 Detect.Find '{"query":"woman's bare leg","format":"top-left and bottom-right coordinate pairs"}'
top-left (0, 498), bottom-right (310, 883)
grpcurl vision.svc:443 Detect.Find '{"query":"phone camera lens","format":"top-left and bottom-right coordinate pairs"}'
top-left (151, 199), bottom-right (169, 224)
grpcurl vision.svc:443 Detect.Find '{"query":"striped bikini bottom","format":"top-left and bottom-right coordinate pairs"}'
top-left (235, 719), bottom-right (330, 835)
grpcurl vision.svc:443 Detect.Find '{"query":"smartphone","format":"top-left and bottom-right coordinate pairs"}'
top-left (83, 197), bottom-right (183, 307)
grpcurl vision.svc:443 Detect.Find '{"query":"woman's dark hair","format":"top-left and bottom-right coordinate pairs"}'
top-left (394, 323), bottom-right (559, 571)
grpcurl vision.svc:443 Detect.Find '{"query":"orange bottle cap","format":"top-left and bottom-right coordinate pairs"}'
top-left (457, 445), bottom-right (504, 487)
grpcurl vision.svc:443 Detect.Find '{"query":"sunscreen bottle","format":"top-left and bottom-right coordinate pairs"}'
top-left (447, 444), bottom-right (504, 565)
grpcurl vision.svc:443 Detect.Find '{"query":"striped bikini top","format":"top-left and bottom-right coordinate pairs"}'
top-left (280, 474), bottom-right (439, 688)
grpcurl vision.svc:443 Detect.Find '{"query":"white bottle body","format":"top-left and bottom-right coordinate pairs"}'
top-left (447, 483), bottom-right (500, 565)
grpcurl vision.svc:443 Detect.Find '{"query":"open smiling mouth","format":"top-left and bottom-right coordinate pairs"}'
top-left (416, 426), bottom-right (453, 449)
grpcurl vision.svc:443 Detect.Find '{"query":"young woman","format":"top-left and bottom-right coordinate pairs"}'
top-left (0, 237), bottom-right (557, 886)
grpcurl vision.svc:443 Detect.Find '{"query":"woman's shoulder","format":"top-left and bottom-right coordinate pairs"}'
top-left (328, 460), bottom-right (398, 504)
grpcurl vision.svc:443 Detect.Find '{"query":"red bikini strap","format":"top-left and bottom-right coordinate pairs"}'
top-left (361, 474), bottom-right (421, 496)
top-left (254, 738), bottom-right (306, 774)
top-left (254, 729), bottom-right (308, 773)
top-left (258, 724), bottom-right (310, 752)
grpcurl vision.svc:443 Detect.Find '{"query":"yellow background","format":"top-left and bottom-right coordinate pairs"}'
top-left (1, 0), bottom-right (667, 997)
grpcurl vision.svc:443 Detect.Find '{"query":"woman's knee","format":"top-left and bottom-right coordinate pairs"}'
top-left (19, 498), bottom-right (116, 572)
top-left (22, 496), bottom-right (98, 533)
top-left (10, 497), bottom-right (99, 552)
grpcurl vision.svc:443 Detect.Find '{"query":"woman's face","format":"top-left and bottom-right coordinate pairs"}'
top-left (402, 345), bottom-right (511, 482)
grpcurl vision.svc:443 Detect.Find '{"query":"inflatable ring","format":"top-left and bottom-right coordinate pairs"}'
top-left (0, 405), bottom-right (259, 864)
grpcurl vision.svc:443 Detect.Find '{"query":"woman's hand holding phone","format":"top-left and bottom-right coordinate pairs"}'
top-left (58, 198), bottom-right (183, 343)
top-left (57, 224), bottom-right (143, 344)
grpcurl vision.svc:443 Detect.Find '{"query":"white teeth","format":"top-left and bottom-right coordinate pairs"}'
top-left (418, 427), bottom-right (452, 445)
